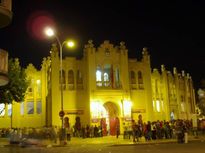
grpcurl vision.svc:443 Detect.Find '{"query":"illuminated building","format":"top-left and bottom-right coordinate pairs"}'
top-left (0, 40), bottom-right (196, 135)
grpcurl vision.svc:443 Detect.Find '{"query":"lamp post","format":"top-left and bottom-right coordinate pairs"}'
top-left (45, 27), bottom-right (74, 143)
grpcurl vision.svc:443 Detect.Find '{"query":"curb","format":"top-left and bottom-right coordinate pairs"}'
top-left (0, 139), bottom-right (204, 148)
top-left (112, 139), bottom-right (203, 146)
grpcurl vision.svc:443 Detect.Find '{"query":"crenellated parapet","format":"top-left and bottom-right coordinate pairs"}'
top-left (25, 63), bottom-right (38, 76)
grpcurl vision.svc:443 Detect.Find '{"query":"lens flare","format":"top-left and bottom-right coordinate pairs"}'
top-left (26, 11), bottom-right (56, 40)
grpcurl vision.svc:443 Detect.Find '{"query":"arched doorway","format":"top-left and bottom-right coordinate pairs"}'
top-left (102, 102), bottom-right (120, 136)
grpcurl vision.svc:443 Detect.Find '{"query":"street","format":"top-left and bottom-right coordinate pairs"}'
top-left (0, 141), bottom-right (205, 153)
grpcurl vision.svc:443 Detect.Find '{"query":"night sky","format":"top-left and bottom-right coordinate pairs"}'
top-left (0, 0), bottom-right (205, 89)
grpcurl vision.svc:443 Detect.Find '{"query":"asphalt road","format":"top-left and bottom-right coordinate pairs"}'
top-left (0, 141), bottom-right (205, 153)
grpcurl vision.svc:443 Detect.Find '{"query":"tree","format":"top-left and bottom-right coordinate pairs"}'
top-left (0, 58), bottom-right (29, 104)
top-left (197, 89), bottom-right (205, 116)
top-left (197, 79), bottom-right (205, 116)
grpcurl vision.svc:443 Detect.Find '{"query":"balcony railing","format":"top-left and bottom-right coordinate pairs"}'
top-left (96, 81), bottom-right (122, 89)
top-left (0, 49), bottom-right (8, 86)
top-left (0, 0), bottom-right (12, 28)
top-left (0, 0), bottom-right (12, 11)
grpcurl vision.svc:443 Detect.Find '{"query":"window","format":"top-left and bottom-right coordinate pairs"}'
top-left (77, 70), bottom-right (83, 84)
top-left (8, 104), bottom-right (12, 116)
top-left (138, 71), bottom-right (143, 89)
top-left (37, 79), bottom-right (41, 93)
top-left (37, 101), bottom-right (41, 114)
top-left (0, 104), bottom-right (5, 116)
top-left (96, 66), bottom-right (102, 87)
top-left (27, 101), bottom-right (34, 114)
top-left (156, 100), bottom-right (160, 112)
top-left (20, 102), bottom-right (24, 115)
top-left (130, 71), bottom-right (136, 84)
top-left (153, 99), bottom-right (161, 112)
top-left (103, 64), bottom-right (111, 81)
top-left (96, 66), bottom-right (102, 81)
top-left (104, 73), bottom-right (109, 81)
top-left (68, 70), bottom-right (74, 84)
top-left (104, 64), bottom-right (111, 87)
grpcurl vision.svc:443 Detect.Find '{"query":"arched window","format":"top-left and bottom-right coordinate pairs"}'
top-left (77, 70), bottom-right (83, 84)
top-left (138, 71), bottom-right (143, 89)
top-left (96, 66), bottom-right (102, 81)
top-left (104, 73), bottom-right (109, 81)
top-left (96, 66), bottom-right (102, 87)
top-left (68, 70), bottom-right (74, 84)
top-left (103, 64), bottom-right (111, 81)
top-left (130, 71), bottom-right (136, 84)
top-left (104, 64), bottom-right (111, 87)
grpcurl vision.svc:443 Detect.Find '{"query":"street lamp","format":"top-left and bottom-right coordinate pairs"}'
top-left (45, 27), bottom-right (74, 143)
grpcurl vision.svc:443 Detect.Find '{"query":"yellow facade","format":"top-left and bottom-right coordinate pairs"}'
top-left (0, 40), bottom-right (196, 133)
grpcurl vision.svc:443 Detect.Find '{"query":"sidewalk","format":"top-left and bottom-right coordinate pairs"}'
top-left (0, 135), bottom-right (204, 147)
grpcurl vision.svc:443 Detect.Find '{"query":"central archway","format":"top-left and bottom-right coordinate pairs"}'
top-left (102, 102), bottom-right (120, 136)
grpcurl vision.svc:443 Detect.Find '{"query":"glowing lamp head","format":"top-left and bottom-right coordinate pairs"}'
top-left (67, 41), bottom-right (74, 48)
top-left (45, 28), bottom-right (54, 36)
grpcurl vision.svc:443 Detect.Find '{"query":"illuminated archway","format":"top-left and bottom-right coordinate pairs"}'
top-left (102, 102), bottom-right (120, 136)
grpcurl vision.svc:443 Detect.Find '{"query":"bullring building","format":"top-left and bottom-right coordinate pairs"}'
top-left (0, 40), bottom-right (196, 135)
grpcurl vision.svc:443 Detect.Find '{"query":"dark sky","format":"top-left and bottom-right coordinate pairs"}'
top-left (0, 0), bottom-right (205, 89)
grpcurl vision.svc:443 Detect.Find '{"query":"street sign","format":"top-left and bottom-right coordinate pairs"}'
top-left (59, 110), bottom-right (65, 117)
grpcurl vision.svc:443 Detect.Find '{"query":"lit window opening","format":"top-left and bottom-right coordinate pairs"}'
top-left (96, 70), bottom-right (102, 81)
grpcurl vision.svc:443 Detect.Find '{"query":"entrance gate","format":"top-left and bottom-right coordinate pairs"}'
top-left (103, 102), bottom-right (120, 136)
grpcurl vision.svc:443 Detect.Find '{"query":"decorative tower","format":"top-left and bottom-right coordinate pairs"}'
top-left (141, 47), bottom-right (153, 121)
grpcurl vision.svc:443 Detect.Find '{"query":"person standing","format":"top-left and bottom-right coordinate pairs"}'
top-left (64, 117), bottom-right (71, 141)
top-left (116, 124), bottom-right (120, 138)
top-left (52, 126), bottom-right (58, 144)
top-left (86, 124), bottom-right (90, 138)
top-left (123, 123), bottom-right (128, 139)
top-left (131, 120), bottom-right (136, 142)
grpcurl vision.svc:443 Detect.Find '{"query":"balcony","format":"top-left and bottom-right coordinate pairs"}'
top-left (0, 49), bottom-right (8, 86)
top-left (0, 0), bottom-right (12, 28)
top-left (96, 81), bottom-right (122, 89)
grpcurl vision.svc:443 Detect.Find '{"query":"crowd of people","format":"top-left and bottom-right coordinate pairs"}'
top-left (123, 118), bottom-right (205, 143)
top-left (0, 118), bottom-right (205, 144)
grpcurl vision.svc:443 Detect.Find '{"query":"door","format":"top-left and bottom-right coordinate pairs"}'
top-left (101, 118), bottom-right (107, 136)
top-left (109, 117), bottom-right (120, 135)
